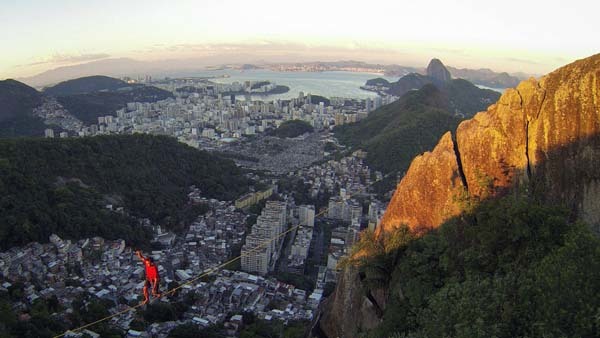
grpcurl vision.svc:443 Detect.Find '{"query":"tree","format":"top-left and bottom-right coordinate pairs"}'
top-left (360, 196), bottom-right (600, 338)
top-left (143, 303), bottom-right (177, 323)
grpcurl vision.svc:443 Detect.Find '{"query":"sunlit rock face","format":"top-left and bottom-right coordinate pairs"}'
top-left (527, 55), bottom-right (600, 227)
top-left (377, 132), bottom-right (466, 236)
top-left (321, 54), bottom-right (600, 338)
top-left (378, 54), bottom-right (600, 236)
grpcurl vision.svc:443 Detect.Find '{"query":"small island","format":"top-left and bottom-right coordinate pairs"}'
top-left (223, 80), bottom-right (290, 96)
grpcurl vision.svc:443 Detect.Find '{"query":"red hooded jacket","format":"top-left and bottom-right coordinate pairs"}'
top-left (144, 259), bottom-right (159, 280)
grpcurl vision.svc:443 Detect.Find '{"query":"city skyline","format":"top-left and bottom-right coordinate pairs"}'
top-left (1, 0), bottom-right (598, 79)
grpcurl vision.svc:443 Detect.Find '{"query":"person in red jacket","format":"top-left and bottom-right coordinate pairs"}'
top-left (136, 250), bottom-right (161, 304)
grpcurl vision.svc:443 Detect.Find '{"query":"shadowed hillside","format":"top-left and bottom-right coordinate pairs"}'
top-left (0, 79), bottom-right (48, 137)
top-left (321, 54), bottom-right (600, 338)
top-left (335, 77), bottom-right (498, 176)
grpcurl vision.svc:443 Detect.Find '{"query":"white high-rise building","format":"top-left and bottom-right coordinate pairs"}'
top-left (298, 205), bottom-right (315, 228)
top-left (241, 201), bottom-right (287, 275)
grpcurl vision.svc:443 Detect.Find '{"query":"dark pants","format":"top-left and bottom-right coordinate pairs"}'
top-left (143, 278), bottom-right (160, 302)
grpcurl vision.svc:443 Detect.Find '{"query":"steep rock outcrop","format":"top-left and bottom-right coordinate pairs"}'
top-left (378, 54), bottom-right (600, 234)
top-left (377, 132), bottom-right (466, 235)
top-left (321, 54), bottom-right (600, 338)
top-left (426, 58), bottom-right (452, 84)
top-left (455, 79), bottom-right (544, 199)
top-left (319, 265), bottom-right (382, 338)
top-left (528, 55), bottom-right (600, 225)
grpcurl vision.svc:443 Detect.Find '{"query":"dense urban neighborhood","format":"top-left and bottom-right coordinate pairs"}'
top-left (1, 76), bottom-right (391, 337)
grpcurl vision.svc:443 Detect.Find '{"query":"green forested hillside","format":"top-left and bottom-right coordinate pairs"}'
top-left (0, 79), bottom-right (49, 138)
top-left (387, 73), bottom-right (432, 97)
top-left (56, 86), bottom-right (173, 124)
top-left (273, 120), bottom-right (314, 138)
top-left (309, 94), bottom-right (330, 106)
top-left (355, 195), bottom-right (600, 338)
top-left (335, 81), bottom-right (498, 176)
top-left (43, 75), bottom-right (130, 96)
top-left (0, 134), bottom-right (249, 249)
top-left (335, 85), bottom-right (461, 175)
top-left (0, 79), bottom-right (42, 122)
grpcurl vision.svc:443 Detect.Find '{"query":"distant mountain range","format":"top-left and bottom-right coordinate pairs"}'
top-left (19, 58), bottom-right (151, 88)
top-left (446, 65), bottom-right (522, 88)
top-left (43, 75), bottom-right (133, 96)
top-left (0, 75), bottom-right (173, 137)
top-left (15, 57), bottom-right (532, 89)
top-left (364, 58), bottom-right (519, 97)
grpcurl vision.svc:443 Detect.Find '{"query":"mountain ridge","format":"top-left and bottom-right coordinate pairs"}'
top-left (0, 79), bottom-right (50, 137)
top-left (17, 56), bottom-right (529, 88)
top-left (321, 53), bottom-right (600, 338)
top-left (335, 63), bottom-right (499, 177)
top-left (379, 53), bottom-right (600, 235)
top-left (43, 75), bottom-right (131, 96)
top-left (0, 76), bottom-right (173, 135)
top-left (0, 79), bottom-right (42, 122)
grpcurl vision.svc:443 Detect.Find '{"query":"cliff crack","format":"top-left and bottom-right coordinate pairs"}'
top-left (534, 82), bottom-right (547, 120)
top-left (451, 132), bottom-right (469, 191)
top-left (526, 82), bottom-right (547, 183)
top-left (365, 291), bottom-right (384, 318)
top-left (515, 87), bottom-right (524, 107)
top-left (525, 120), bottom-right (532, 181)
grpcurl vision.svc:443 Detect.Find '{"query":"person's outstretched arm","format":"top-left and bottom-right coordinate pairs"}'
top-left (135, 250), bottom-right (146, 261)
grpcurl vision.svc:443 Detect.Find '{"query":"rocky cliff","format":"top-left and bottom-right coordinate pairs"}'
top-left (321, 53), bottom-right (600, 338)
top-left (426, 58), bottom-right (452, 84)
top-left (379, 53), bottom-right (600, 234)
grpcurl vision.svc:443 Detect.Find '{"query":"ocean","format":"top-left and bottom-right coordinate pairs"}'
top-left (184, 69), bottom-right (398, 100)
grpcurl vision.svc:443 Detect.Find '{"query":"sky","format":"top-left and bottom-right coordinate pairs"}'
top-left (1, 0), bottom-right (598, 79)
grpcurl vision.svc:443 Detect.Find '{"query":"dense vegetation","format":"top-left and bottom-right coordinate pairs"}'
top-left (335, 85), bottom-right (462, 175)
top-left (0, 134), bottom-right (249, 249)
top-left (335, 82), bottom-right (498, 178)
top-left (0, 292), bottom-right (122, 338)
top-left (352, 195), bottom-right (600, 338)
top-left (56, 85), bottom-right (173, 124)
top-left (272, 120), bottom-right (314, 138)
top-left (165, 313), bottom-right (307, 338)
top-left (367, 67), bottom-right (500, 103)
top-left (250, 81), bottom-right (271, 89)
top-left (445, 78), bottom-right (499, 117)
top-left (223, 84), bottom-right (290, 96)
top-left (0, 114), bottom-right (53, 138)
top-left (386, 73), bottom-right (432, 97)
top-left (365, 78), bottom-right (390, 86)
top-left (262, 85), bottom-right (290, 94)
top-left (43, 75), bottom-right (130, 96)
top-left (0, 79), bottom-right (50, 138)
top-left (0, 79), bottom-right (42, 123)
top-left (308, 94), bottom-right (330, 106)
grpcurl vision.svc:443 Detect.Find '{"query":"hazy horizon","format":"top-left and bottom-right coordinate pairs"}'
top-left (1, 0), bottom-right (599, 80)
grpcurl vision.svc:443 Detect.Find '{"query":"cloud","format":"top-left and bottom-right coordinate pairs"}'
top-left (504, 57), bottom-right (540, 65)
top-left (17, 53), bottom-right (111, 67)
